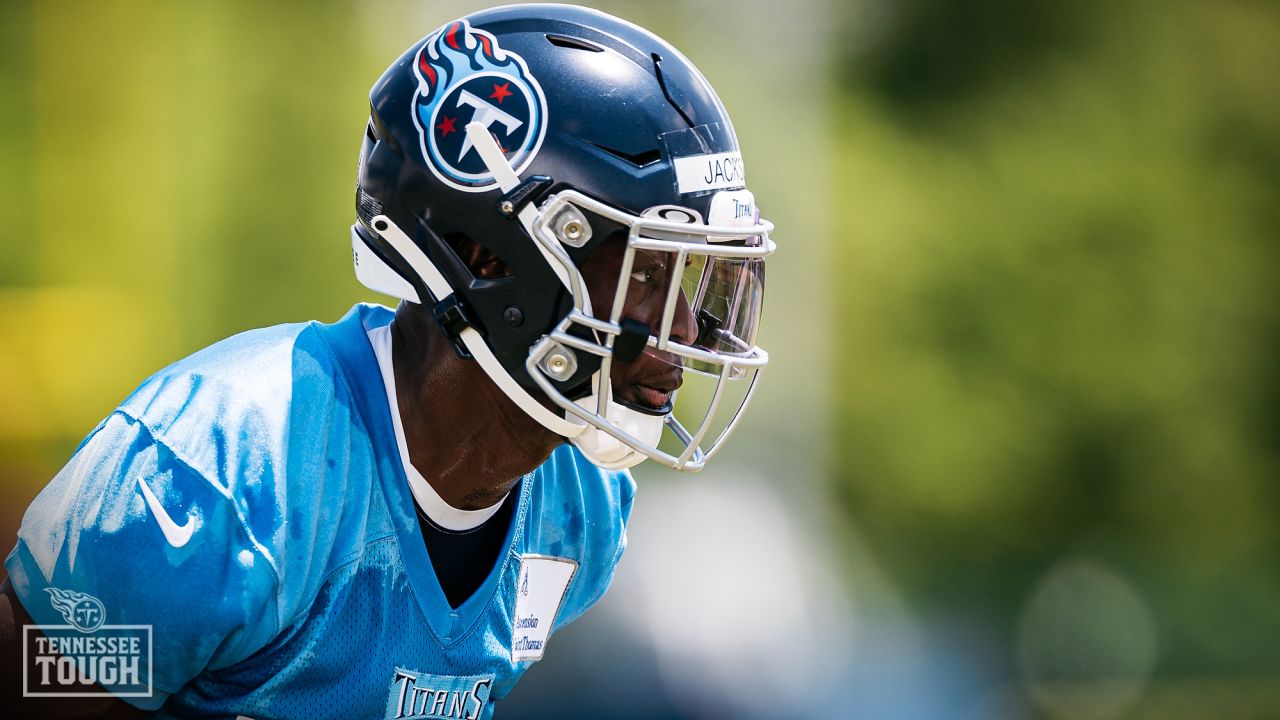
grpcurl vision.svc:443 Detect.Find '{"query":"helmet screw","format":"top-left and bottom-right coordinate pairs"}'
top-left (539, 343), bottom-right (578, 380)
top-left (552, 207), bottom-right (592, 246)
top-left (503, 307), bottom-right (524, 327)
top-left (499, 200), bottom-right (515, 215)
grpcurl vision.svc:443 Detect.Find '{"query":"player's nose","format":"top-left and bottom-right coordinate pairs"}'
top-left (668, 289), bottom-right (697, 347)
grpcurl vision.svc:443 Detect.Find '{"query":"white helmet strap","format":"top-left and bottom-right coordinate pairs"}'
top-left (364, 213), bottom-right (586, 439)
top-left (463, 122), bottom-right (660, 469)
top-left (352, 123), bottom-right (664, 469)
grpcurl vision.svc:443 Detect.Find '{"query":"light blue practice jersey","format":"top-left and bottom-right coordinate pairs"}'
top-left (6, 303), bottom-right (636, 719)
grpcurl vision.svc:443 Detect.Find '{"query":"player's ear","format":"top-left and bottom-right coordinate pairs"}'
top-left (444, 234), bottom-right (512, 280)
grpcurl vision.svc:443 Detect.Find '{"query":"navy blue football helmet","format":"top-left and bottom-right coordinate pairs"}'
top-left (352, 4), bottom-right (774, 470)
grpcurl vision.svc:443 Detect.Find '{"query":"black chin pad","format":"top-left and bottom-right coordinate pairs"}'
top-left (613, 318), bottom-right (650, 363)
top-left (616, 395), bottom-right (673, 417)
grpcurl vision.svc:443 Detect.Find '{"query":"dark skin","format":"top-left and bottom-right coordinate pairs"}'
top-left (0, 235), bottom-right (696, 716)
top-left (395, 234), bottom-right (697, 508)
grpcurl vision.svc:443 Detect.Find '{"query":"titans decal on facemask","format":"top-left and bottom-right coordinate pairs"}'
top-left (411, 19), bottom-right (548, 192)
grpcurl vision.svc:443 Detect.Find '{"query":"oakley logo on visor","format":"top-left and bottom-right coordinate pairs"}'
top-left (641, 205), bottom-right (703, 224)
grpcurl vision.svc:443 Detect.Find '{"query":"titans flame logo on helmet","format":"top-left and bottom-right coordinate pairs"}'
top-left (411, 19), bottom-right (548, 192)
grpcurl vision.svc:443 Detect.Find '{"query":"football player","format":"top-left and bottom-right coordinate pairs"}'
top-left (0, 5), bottom-right (774, 718)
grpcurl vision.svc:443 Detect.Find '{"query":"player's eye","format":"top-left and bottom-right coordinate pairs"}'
top-left (630, 268), bottom-right (657, 284)
top-left (628, 251), bottom-right (672, 293)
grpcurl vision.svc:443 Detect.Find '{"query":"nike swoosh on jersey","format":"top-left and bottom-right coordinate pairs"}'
top-left (137, 477), bottom-right (198, 548)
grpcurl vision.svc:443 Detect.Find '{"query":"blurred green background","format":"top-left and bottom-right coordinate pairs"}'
top-left (1, 0), bottom-right (1277, 717)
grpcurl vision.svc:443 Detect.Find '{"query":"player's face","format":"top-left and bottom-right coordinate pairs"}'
top-left (580, 238), bottom-right (697, 412)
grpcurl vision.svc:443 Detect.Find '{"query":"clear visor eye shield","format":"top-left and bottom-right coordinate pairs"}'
top-left (527, 191), bottom-right (772, 472)
top-left (354, 121), bottom-right (774, 471)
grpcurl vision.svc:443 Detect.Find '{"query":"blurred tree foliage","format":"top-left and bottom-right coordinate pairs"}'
top-left (0, 0), bottom-right (390, 468)
top-left (3, 0), bottom-right (1277, 712)
top-left (832, 0), bottom-right (1280, 696)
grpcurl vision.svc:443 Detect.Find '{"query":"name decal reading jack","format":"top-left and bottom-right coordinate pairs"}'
top-left (673, 152), bottom-right (746, 194)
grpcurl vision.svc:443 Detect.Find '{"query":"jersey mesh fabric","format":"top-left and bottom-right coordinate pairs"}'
top-left (5, 303), bottom-right (636, 719)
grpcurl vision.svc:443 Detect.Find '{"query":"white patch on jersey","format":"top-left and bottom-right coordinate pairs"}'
top-left (511, 555), bottom-right (577, 662)
top-left (673, 151), bottom-right (746, 194)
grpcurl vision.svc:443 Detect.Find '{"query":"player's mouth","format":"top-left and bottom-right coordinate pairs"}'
top-left (634, 383), bottom-right (674, 409)
top-left (619, 369), bottom-right (683, 414)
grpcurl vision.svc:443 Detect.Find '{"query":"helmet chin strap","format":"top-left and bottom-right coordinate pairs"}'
top-left (367, 122), bottom-right (664, 470)
top-left (368, 214), bottom-right (585, 439)
top-left (363, 212), bottom-right (664, 470)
